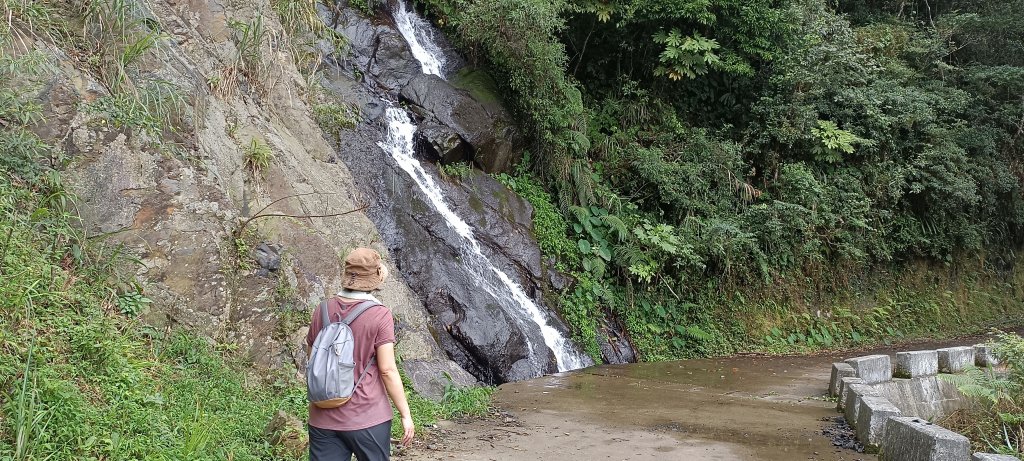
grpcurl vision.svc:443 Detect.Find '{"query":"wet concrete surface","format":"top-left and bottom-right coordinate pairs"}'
top-left (495, 354), bottom-right (866, 461)
top-left (410, 334), bottom-right (1005, 460)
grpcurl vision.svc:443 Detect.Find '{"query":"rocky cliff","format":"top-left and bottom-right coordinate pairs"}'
top-left (17, 0), bottom-right (472, 397)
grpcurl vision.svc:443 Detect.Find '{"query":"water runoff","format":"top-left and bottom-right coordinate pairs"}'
top-left (381, 1), bottom-right (592, 373)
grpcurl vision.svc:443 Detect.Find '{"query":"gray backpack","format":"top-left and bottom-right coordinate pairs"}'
top-left (306, 299), bottom-right (379, 409)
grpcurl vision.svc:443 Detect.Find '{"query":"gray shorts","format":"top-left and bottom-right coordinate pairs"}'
top-left (309, 420), bottom-right (392, 461)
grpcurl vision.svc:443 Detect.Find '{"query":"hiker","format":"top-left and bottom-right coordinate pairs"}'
top-left (305, 248), bottom-right (414, 461)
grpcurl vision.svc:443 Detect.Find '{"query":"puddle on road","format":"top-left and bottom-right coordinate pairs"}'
top-left (494, 336), bottom-right (998, 460)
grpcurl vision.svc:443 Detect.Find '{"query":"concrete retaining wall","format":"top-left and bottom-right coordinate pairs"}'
top-left (880, 417), bottom-right (971, 461)
top-left (829, 343), bottom-right (1007, 459)
top-left (973, 454), bottom-right (1023, 461)
top-left (938, 347), bottom-right (974, 374)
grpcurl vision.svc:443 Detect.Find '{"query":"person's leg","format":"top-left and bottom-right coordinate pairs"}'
top-left (340, 420), bottom-right (392, 461)
top-left (309, 425), bottom-right (353, 461)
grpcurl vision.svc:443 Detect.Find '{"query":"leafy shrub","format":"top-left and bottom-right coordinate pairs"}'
top-left (942, 331), bottom-right (1024, 456)
top-left (313, 102), bottom-right (359, 138)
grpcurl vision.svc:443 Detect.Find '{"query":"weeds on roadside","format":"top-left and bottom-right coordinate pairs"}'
top-left (941, 331), bottom-right (1024, 456)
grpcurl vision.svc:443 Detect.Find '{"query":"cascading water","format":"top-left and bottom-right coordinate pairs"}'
top-left (392, 0), bottom-right (446, 77)
top-left (378, 107), bottom-right (590, 372)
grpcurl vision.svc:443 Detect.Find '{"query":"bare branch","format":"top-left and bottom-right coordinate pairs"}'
top-left (235, 203), bottom-right (368, 236)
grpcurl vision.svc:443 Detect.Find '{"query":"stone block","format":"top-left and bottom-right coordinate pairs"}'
top-left (973, 454), bottom-right (1022, 461)
top-left (895, 350), bottom-right (939, 378)
top-left (831, 362), bottom-right (857, 397)
top-left (937, 347), bottom-right (975, 374)
top-left (857, 396), bottom-right (901, 451)
top-left (975, 344), bottom-right (999, 368)
top-left (845, 383), bottom-right (881, 429)
top-left (838, 377), bottom-right (864, 412)
top-left (881, 417), bottom-right (971, 461)
top-left (847, 354), bottom-right (893, 384)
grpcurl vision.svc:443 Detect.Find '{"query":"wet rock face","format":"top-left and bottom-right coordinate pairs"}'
top-left (400, 74), bottom-right (523, 174)
top-left (333, 119), bottom-right (561, 383)
top-left (415, 121), bottom-right (470, 165)
top-left (326, 6), bottom-right (420, 91)
top-left (598, 324), bottom-right (636, 364)
top-left (327, 4), bottom-right (523, 174)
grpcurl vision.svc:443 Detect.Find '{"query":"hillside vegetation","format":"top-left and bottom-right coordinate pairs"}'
top-left (409, 0), bottom-right (1024, 359)
top-left (0, 0), bottom-right (488, 458)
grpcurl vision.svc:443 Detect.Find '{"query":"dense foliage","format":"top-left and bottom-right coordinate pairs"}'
top-left (0, 2), bottom-right (494, 457)
top-left (942, 332), bottom-right (1024, 456)
top-left (412, 0), bottom-right (1024, 359)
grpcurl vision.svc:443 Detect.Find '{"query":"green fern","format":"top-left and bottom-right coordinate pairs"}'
top-left (600, 214), bottom-right (628, 241)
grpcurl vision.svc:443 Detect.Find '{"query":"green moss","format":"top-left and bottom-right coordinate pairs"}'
top-left (450, 67), bottom-right (503, 107)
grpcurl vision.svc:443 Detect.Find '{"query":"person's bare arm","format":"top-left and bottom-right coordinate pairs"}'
top-left (376, 342), bottom-right (414, 446)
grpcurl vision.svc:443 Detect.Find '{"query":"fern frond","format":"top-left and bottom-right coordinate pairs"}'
top-left (570, 163), bottom-right (595, 207)
top-left (683, 325), bottom-right (712, 341)
top-left (615, 243), bottom-right (650, 267)
top-left (568, 205), bottom-right (589, 224)
top-left (601, 214), bottom-right (628, 241)
top-left (939, 372), bottom-right (978, 388)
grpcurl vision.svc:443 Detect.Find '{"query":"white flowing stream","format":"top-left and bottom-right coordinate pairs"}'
top-left (377, 108), bottom-right (590, 372)
top-left (382, 1), bottom-right (591, 373)
top-left (393, 0), bottom-right (446, 77)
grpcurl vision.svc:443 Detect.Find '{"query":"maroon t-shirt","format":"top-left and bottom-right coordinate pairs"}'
top-left (306, 297), bottom-right (396, 431)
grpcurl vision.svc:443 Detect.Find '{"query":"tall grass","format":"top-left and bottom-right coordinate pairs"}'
top-left (0, 177), bottom-right (311, 460)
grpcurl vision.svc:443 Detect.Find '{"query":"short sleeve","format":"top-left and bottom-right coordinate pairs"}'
top-left (374, 308), bottom-right (396, 348)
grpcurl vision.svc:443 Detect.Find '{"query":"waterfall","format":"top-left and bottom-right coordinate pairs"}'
top-left (377, 107), bottom-right (591, 372)
top-left (392, 0), bottom-right (446, 77)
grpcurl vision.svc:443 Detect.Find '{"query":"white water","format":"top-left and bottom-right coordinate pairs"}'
top-left (393, 1), bottom-right (446, 77)
top-left (378, 108), bottom-right (590, 372)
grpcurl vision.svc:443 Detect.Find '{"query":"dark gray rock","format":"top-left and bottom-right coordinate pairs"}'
top-left (254, 242), bottom-right (282, 274)
top-left (325, 6), bottom-right (420, 91)
top-left (597, 322), bottom-right (635, 364)
top-left (416, 120), bottom-right (470, 164)
top-left (401, 74), bottom-right (523, 174)
top-left (448, 171), bottom-right (541, 280)
top-left (402, 358), bottom-right (479, 400)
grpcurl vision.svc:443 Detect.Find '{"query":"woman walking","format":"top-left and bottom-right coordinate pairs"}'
top-left (306, 248), bottom-right (414, 460)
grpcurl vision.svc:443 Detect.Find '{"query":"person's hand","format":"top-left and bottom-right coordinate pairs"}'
top-left (400, 415), bottom-right (415, 446)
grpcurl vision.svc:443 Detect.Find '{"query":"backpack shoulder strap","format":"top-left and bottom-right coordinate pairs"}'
top-left (318, 299), bottom-right (330, 335)
top-left (342, 300), bottom-right (380, 325)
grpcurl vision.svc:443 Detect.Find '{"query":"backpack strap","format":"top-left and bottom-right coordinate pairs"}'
top-left (318, 300), bottom-right (330, 335)
top-left (341, 300), bottom-right (380, 325)
top-left (344, 299), bottom-right (383, 391)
